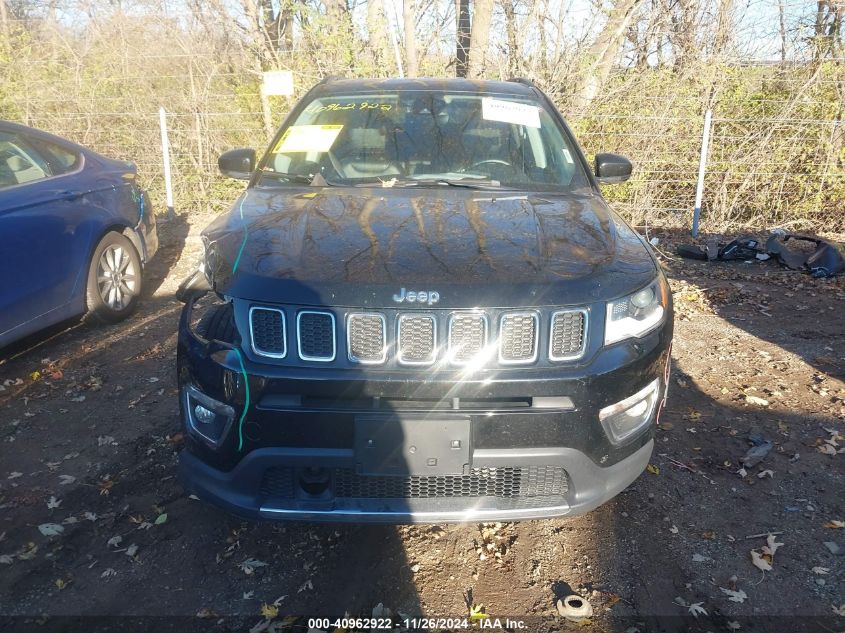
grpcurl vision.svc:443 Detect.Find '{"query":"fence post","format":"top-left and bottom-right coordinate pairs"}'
top-left (691, 109), bottom-right (712, 237)
top-left (159, 106), bottom-right (176, 220)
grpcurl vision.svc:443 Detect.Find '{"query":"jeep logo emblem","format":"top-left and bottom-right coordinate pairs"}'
top-left (393, 287), bottom-right (440, 306)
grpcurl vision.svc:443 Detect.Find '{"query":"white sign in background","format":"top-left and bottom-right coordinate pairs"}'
top-left (262, 70), bottom-right (294, 96)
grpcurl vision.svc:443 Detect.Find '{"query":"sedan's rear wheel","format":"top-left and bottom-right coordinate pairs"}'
top-left (86, 232), bottom-right (142, 323)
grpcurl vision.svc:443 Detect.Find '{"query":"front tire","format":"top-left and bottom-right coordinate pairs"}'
top-left (86, 232), bottom-right (142, 323)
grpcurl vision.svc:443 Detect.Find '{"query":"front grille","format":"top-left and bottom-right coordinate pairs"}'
top-left (448, 313), bottom-right (487, 364)
top-left (297, 311), bottom-right (335, 361)
top-left (250, 307), bottom-right (286, 357)
top-left (347, 313), bottom-right (386, 363)
top-left (259, 466), bottom-right (568, 500)
top-left (397, 315), bottom-right (436, 365)
top-left (499, 312), bottom-right (538, 363)
top-left (549, 310), bottom-right (586, 360)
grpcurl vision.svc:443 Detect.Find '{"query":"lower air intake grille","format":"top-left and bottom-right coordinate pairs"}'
top-left (499, 313), bottom-right (538, 363)
top-left (250, 307), bottom-right (286, 357)
top-left (449, 313), bottom-right (487, 363)
top-left (398, 315), bottom-right (436, 364)
top-left (297, 311), bottom-right (335, 361)
top-left (550, 310), bottom-right (586, 360)
top-left (347, 313), bottom-right (386, 363)
top-left (259, 466), bottom-right (568, 500)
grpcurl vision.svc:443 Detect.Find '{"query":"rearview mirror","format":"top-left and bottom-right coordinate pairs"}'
top-left (218, 148), bottom-right (256, 180)
top-left (595, 153), bottom-right (632, 184)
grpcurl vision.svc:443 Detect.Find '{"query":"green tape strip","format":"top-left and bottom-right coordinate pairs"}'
top-left (233, 348), bottom-right (250, 452)
top-left (231, 195), bottom-right (248, 275)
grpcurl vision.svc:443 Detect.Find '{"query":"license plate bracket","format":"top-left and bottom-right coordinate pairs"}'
top-left (354, 416), bottom-right (471, 476)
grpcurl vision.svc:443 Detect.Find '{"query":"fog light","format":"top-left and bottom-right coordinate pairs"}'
top-left (183, 385), bottom-right (236, 448)
top-left (193, 404), bottom-right (216, 424)
top-left (599, 379), bottom-right (660, 444)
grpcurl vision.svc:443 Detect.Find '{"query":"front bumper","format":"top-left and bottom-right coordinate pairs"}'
top-left (176, 297), bottom-right (671, 523)
top-left (179, 440), bottom-right (653, 523)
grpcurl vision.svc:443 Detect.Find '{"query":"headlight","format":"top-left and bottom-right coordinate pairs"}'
top-left (599, 379), bottom-right (660, 444)
top-left (604, 278), bottom-right (668, 345)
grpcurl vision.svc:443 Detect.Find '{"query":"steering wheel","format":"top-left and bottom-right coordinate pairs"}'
top-left (466, 158), bottom-right (518, 181)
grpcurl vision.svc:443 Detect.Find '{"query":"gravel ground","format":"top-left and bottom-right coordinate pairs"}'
top-left (0, 215), bottom-right (843, 633)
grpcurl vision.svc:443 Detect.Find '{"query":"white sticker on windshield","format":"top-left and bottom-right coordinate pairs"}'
top-left (482, 98), bottom-right (541, 128)
top-left (562, 148), bottom-right (573, 164)
top-left (274, 125), bottom-right (343, 153)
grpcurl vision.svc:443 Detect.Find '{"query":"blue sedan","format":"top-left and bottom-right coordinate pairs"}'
top-left (0, 121), bottom-right (158, 348)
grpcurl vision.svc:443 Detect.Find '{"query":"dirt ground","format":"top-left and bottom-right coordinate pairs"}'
top-left (0, 213), bottom-right (843, 633)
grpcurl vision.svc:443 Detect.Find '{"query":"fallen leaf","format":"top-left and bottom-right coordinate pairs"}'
top-left (832, 604), bottom-right (845, 616)
top-left (101, 568), bottom-right (117, 578)
top-left (107, 535), bottom-right (123, 548)
top-left (125, 544), bottom-right (139, 558)
top-left (719, 587), bottom-right (748, 603)
top-left (757, 470), bottom-right (774, 479)
top-left (812, 567), bottom-right (830, 575)
top-left (239, 558), bottom-right (268, 575)
top-left (154, 513), bottom-right (168, 525)
top-left (0, 554), bottom-right (12, 564)
top-left (38, 523), bottom-right (64, 537)
top-left (55, 578), bottom-right (68, 590)
top-left (58, 475), bottom-right (76, 485)
top-left (669, 525), bottom-right (679, 534)
top-left (646, 464), bottom-right (660, 475)
top-left (469, 604), bottom-right (489, 621)
top-left (196, 608), bottom-right (217, 619)
top-left (745, 395), bottom-right (769, 407)
top-left (46, 496), bottom-right (61, 509)
top-left (243, 591), bottom-right (255, 600)
top-left (260, 603), bottom-right (279, 619)
top-left (818, 444), bottom-right (837, 456)
top-left (692, 553), bottom-right (710, 562)
top-left (763, 534), bottom-right (784, 557)
top-left (688, 602), bottom-right (707, 618)
top-left (751, 549), bottom-right (772, 571)
top-left (7, 472), bottom-right (23, 480)
top-left (83, 512), bottom-right (97, 522)
top-left (824, 520), bottom-right (844, 529)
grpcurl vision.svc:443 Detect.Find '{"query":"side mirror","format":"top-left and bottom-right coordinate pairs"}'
top-left (218, 148), bottom-right (256, 180)
top-left (595, 153), bottom-right (632, 184)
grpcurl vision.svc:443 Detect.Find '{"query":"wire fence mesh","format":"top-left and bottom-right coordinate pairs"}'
top-left (7, 59), bottom-right (844, 232)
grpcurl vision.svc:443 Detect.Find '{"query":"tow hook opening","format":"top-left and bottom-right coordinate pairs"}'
top-left (298, 467), bottom-right (332, 498)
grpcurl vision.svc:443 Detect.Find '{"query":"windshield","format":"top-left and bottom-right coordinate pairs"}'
top-left (260, 91), bottom-right (590, 191)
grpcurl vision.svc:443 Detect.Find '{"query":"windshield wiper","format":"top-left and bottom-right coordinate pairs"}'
top-left (414, 178), bottom-right (507, 190)
top-left (259, 170), bottom-right (316, 185)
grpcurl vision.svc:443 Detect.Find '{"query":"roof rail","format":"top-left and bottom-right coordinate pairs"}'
top-left (507, 77), bottom-right (539, 89)
top-left (318, 75), bottom-right (345, 85)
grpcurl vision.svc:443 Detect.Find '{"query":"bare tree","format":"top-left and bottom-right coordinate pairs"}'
top-left (403, 0), bottom-right (419, 76)
top-left (575, 0), bottom-right (645, 108)
top-left (467, 0), bottom-right (494, 78)
top-left (455, 0), bottom-right (470, 77)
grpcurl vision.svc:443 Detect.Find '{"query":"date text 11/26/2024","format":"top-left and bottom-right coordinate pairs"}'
top-left (307, 618), bottom-right (528, 629)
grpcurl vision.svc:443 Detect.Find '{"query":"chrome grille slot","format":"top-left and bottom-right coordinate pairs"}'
top-left (499, 312), bottom-right (539, 364)
top-left (297, 311), bottom-right (336, 361)
top-left (249, 307), bottom-right (286, 357)
top-left (448, 313), bottom-right (487, 364)
top-left (397, 314), bottom-right (436, 365)
top-left (347, 313), bottom-right (386, 364)
top-left (549, 310), bottom-right (587, 360)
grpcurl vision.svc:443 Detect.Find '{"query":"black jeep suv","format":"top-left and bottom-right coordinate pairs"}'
top-left (176, 78), bottom-right (673, 523)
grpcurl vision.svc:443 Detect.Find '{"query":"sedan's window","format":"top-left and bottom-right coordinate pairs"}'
top-left (262, 91), bottom-right (590, 191)
top-left (0, 135), bottom-right (51, 188)
top-left (0, 133), bottom-right (81, 190)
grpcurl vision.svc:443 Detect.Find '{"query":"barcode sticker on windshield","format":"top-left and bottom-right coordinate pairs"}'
top-left (274, 125), bottom-right (343, 153)
top-left (482, 98), bottom-right (541, 128)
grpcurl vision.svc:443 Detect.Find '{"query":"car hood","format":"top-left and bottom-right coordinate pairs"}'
top-left (202, 186), bottom-right (657, 308)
